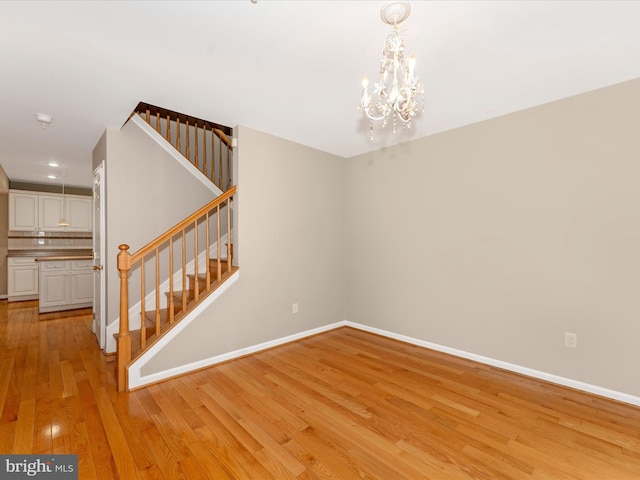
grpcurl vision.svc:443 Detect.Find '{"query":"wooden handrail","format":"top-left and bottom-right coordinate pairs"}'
top-left (134, 101), bottom-right (232, 138)
top-left (116, 186), bottom-right (237, 391)
top-left (130, 186), bottom-right (235, 263)
top-left (135, 102), bottom-right (232, 147)
top-left (212, 128), bottom-right (233, 149)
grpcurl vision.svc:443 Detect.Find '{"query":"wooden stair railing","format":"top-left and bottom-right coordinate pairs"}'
top-left (132, 101), bottom-right (233, 192)
top-left (116, 186), bottom-right (237, 392)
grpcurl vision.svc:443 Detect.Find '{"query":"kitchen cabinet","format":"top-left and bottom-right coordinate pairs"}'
top-left (9, 190), bottom-right (92, 232)
top-left (70, 259), bottom-right (94, 304)
top-left (8, 192), bottom-right (38, 231)
top-left (7, 256), bottom-right (39, 301)
top-left (39, 261), bottom-right (70, 310)
top-left (38, 195), bottom-right (65, 231)
top-left (39, 259), bottom-right (93, 313)
top-left (65, 196), bottom-right (93, 232)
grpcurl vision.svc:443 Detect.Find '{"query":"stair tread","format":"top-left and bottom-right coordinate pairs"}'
top-left (188, 264), bottom-right (230, 274)
top-left (143, 307), bottom-right (182, 324)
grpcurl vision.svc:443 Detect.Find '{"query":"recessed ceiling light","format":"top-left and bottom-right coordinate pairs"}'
top-left (48, 161), bottom-right (60, 167)
top-left (47, 174), bottom-right (57, 179)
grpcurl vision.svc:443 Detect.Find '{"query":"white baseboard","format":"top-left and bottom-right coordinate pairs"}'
top-left (129, 317), bottom-right (344, 390)
top-left (127, 315), bottom-right (640, 407)
top-left (344, 321), bottom-right (640, 408)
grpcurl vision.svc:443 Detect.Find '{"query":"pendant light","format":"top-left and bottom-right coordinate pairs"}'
top-left (58, 173), bottom-right (69, 227)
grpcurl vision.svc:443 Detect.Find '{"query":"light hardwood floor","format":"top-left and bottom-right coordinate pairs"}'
top-left (1, 299), bottom-right (640, 479)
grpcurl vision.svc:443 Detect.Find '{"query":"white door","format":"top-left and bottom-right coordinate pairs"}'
top-left (92, 162), bottom-right (106, 349)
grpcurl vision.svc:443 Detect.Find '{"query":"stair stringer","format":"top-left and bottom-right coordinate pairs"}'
top-left (105, 234), bottom-right (231, 354)
top-left (127, 269), bottom-right (240, 390)
top-left (129, 115), bottom-right (224, 196)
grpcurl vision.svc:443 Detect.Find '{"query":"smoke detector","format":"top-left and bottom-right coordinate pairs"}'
top-left (35, 113), bottom-right (53, 129)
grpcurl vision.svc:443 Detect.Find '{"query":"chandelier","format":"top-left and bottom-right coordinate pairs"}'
top-left (358, 1), bottom-right (424, 140)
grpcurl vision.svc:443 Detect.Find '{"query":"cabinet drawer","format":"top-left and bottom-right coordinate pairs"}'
top-left (40, 261), bottom-right (69, 271)
top-left (71, 259), bottom-right (94, 271)
top-left (8, 256), bottom-right (37, 266)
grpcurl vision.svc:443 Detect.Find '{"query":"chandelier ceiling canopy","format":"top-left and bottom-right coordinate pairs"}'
top-left (358, 1), bottom-right (424, 140)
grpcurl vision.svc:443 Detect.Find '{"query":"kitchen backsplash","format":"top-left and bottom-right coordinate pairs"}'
top-left (8, 231), bottom-right (92, 250)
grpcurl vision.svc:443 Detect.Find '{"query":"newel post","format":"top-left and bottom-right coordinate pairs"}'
top-left (117, 244), bottom-right (132, 392)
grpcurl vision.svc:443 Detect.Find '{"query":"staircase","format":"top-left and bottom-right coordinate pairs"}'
top-left (116, 104), bottom-right (237, 392)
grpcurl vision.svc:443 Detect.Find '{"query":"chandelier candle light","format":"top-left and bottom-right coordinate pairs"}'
top-left (359, 1), bottom-right (424, 140)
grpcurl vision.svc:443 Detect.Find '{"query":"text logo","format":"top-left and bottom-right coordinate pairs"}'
top-left (0, 455), bottom-right (78, 479)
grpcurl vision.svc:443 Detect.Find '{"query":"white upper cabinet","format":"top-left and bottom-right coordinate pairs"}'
top-left (9, 192), bottom-right (39, 231)
top-left (65, 196), bottom-right (93, 231)
top-left (9, 190), bottom-right (93, 232)
top-left (38, 195), bottom-right (65, 231)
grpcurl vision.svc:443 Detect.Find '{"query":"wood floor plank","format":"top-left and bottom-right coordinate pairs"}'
top-left (192, 407), bottom-right (279, 480)
top-left (141, 422), bottom-right (188, 480)
top-left (94, 385), bottom-right (143, 480)
top-left (33, 379), bottom-right (53, 453)
top-left (83, 402), bottom-right (119, 480)
top-left (12, 397), bottom-right (35, 453)
top-left (70, 421), bottom-right (98, 480)
top-left (0, 420), bottom-right (17, 454)
top-left (0, 357), bottom-right (15, 422)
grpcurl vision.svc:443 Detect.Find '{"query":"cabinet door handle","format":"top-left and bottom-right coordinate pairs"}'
top-left (93, 265), bottom-right (103, 271)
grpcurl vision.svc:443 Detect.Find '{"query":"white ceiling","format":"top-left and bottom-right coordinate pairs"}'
top-left (2, 1), bottom-right (640, 189)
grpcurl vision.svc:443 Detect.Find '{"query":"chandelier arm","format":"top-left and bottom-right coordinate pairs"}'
top-left (362, 109), bottom-right (392, 122)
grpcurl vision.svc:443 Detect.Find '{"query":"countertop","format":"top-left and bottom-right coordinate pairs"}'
top-left (36, 255), bottom-right (93, 262)
top-left (7, 249), bottom-right (93, 260)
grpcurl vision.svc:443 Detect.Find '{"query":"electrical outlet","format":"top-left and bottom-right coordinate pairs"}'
top-left (565, 332), bottom-right (577, 348)
top-left (292, 303), bottom-right (299, 314)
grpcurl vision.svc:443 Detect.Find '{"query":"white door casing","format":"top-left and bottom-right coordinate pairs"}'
top-left (92, 162), bottom-right (107, 349)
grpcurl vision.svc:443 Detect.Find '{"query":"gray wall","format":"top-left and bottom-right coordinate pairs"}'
top-left (97, 121), bottom-right (216, 328)
top-left (345, 78), bottom-right (640, 397)
top-left (141, 126), bottom-right (347, 374)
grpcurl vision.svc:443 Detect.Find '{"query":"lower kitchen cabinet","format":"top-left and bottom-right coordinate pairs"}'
top-left (39, 259), bottom-right (93, 313)
top-left (40, 262), bottom-right (70, 309)
top-left (71, 260), bottom-right (94, 304)
top-left (8, 256), bottom-right (39, 301)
